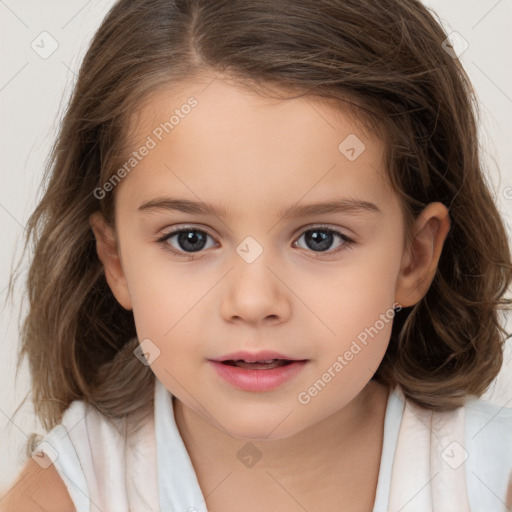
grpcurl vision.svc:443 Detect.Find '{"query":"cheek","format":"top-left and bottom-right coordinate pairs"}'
top-left (308, 229), bottom-right (403, 339)
top-left (121, 211), bottom-right (404, 355)
top-left (302, 229), bottom-right (402, 394)
top-left (123, 260), bottom-right (210, 366)
top-left (119, 235), bottom-right (198, 331)
top-left (340, 251), bottom-right (401, 334)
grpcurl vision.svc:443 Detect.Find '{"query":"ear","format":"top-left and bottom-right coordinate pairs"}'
top-left (89, 211), bottom-right (132, 310)
top-left (395, 202), bottom-right (451, 308)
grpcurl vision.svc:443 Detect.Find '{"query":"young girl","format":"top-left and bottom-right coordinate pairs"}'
top-left (2, 0), bottom-right (512, 511)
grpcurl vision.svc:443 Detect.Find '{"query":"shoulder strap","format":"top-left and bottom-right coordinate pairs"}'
top-left (387, 390), bottom-right (471, 511)
top-left (35, 399), bottom-right (160, 512)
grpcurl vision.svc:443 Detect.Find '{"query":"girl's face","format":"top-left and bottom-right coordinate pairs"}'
top-left (91, 74), bottom-right (449, 440)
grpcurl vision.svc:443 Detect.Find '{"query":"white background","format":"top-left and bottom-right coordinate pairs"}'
top-left (0, 0), bottom-right (511, 493)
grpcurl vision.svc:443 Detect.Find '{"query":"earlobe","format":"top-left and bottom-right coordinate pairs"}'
top-left (395, 202), bottom-right (451, 307)
top-left (89, 211), bottom-right (133, 310)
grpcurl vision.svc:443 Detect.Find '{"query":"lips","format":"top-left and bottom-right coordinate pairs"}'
top-left (211, 350), bottom-right (302, 364)
top-left (222, 359), bottom-right (292, 370)
top-left (208, 350), bottom-right (308, 391)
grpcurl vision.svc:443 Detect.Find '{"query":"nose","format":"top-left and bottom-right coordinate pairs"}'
top-left (219, 251), bottom-right (292, 326)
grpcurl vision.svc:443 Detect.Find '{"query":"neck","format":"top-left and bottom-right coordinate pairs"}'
top-left (173, 380), bottom-right (390, 483)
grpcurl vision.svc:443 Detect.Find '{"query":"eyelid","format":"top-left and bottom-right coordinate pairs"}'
top-left (158, 223), bottom-right (354, 240)
top-left (156, 224), bottom-right (217, 245)
top-left (292, 223), bottom-right (355, 241)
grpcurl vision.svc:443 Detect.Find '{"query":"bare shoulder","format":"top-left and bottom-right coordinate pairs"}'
top-left (0, 457), bottom-right (75, 512)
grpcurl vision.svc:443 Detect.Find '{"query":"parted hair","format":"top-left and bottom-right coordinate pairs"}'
top-left (8, 0), bottom-right (511, 455)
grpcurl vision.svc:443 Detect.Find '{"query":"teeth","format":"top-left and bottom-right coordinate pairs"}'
top-left (237, 359), bottom-right (278, 363)
top-left (228, 359), bottom-right (292, 370)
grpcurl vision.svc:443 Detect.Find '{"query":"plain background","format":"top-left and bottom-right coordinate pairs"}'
top-left (1, 0), bottom-right (511, 493)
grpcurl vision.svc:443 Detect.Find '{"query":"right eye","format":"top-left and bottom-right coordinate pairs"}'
top-left (157, 226), bottom-right (217, 257)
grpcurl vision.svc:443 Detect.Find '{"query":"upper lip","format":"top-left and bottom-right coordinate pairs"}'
top-left (210, 351), bottom-right (305, 363)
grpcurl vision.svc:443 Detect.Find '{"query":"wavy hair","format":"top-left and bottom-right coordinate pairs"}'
top-left (7, 0), bottom-right (511, 455)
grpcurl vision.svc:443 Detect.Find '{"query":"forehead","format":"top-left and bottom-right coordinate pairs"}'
top-left (116, 76), bottom-right (394, 216)
top-left (128, 75), bottom-right (380, 152)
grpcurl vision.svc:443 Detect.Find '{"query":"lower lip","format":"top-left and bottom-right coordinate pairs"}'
top-left (208, 360), bottom-right (308, 392)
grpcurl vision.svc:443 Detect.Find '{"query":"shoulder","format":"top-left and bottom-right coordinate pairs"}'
top-left (390, 387), bottom-right (512, 470)
top-left (0, 457), bottom-right (74, 512)
top-left (461, 396), bottom-right (512, 509)
top-left (1, 398), bottom-right (112, 512)
top-left (463, 393), bottom-right (512, 420)
top-left (389, 389), bottom-right (512, 509)
top-left (463, 394), bottom-right (512, 443)
top-left (2, 393), bottom-right (158, 512)
top-left (461, 395), bottom-right (512, 464)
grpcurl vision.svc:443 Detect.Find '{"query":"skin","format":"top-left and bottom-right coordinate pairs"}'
top-left (90, 73), bottom-right (450, 511)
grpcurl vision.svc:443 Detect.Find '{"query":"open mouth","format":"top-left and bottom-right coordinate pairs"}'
top-left (210, 356), bottom-right (308, 391)
top-left (221, 359), bottom-right (295, 370)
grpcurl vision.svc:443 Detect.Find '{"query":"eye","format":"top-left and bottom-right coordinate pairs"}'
top-left (157, 224), bottom-right (355, 259)
top-left (157, 226), bottom-right (217, 257)
top-left (293, 226), bottom-right (354, 256)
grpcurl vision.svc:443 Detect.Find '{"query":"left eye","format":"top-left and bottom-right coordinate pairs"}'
top-left (293, 227), bottom-right (352, 254)
top-left (159, 228), bottom-right (215, 255)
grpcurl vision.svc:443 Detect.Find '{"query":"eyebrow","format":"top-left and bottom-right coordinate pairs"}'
top-left (278, 198), bottom-right (381, 218)
top-left (138, 197), bottom-right (382, 218)
top-left (137, 197), bottom-right (381, 218)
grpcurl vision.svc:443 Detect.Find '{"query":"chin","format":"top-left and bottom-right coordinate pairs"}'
top-left (220, 408), bottom-right (307, 441)
top-left (230, 425), bottom-right (297, 442)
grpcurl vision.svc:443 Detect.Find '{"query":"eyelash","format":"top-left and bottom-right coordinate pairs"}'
top-left (156, 225), bottom-right (356, 259)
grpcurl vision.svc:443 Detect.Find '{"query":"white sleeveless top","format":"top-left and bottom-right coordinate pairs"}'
top-left (35, 379), bottom-right (512, 512)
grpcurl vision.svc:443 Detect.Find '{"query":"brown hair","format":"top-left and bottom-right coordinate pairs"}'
top-left (7, 0), bottom-right (511, 455)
